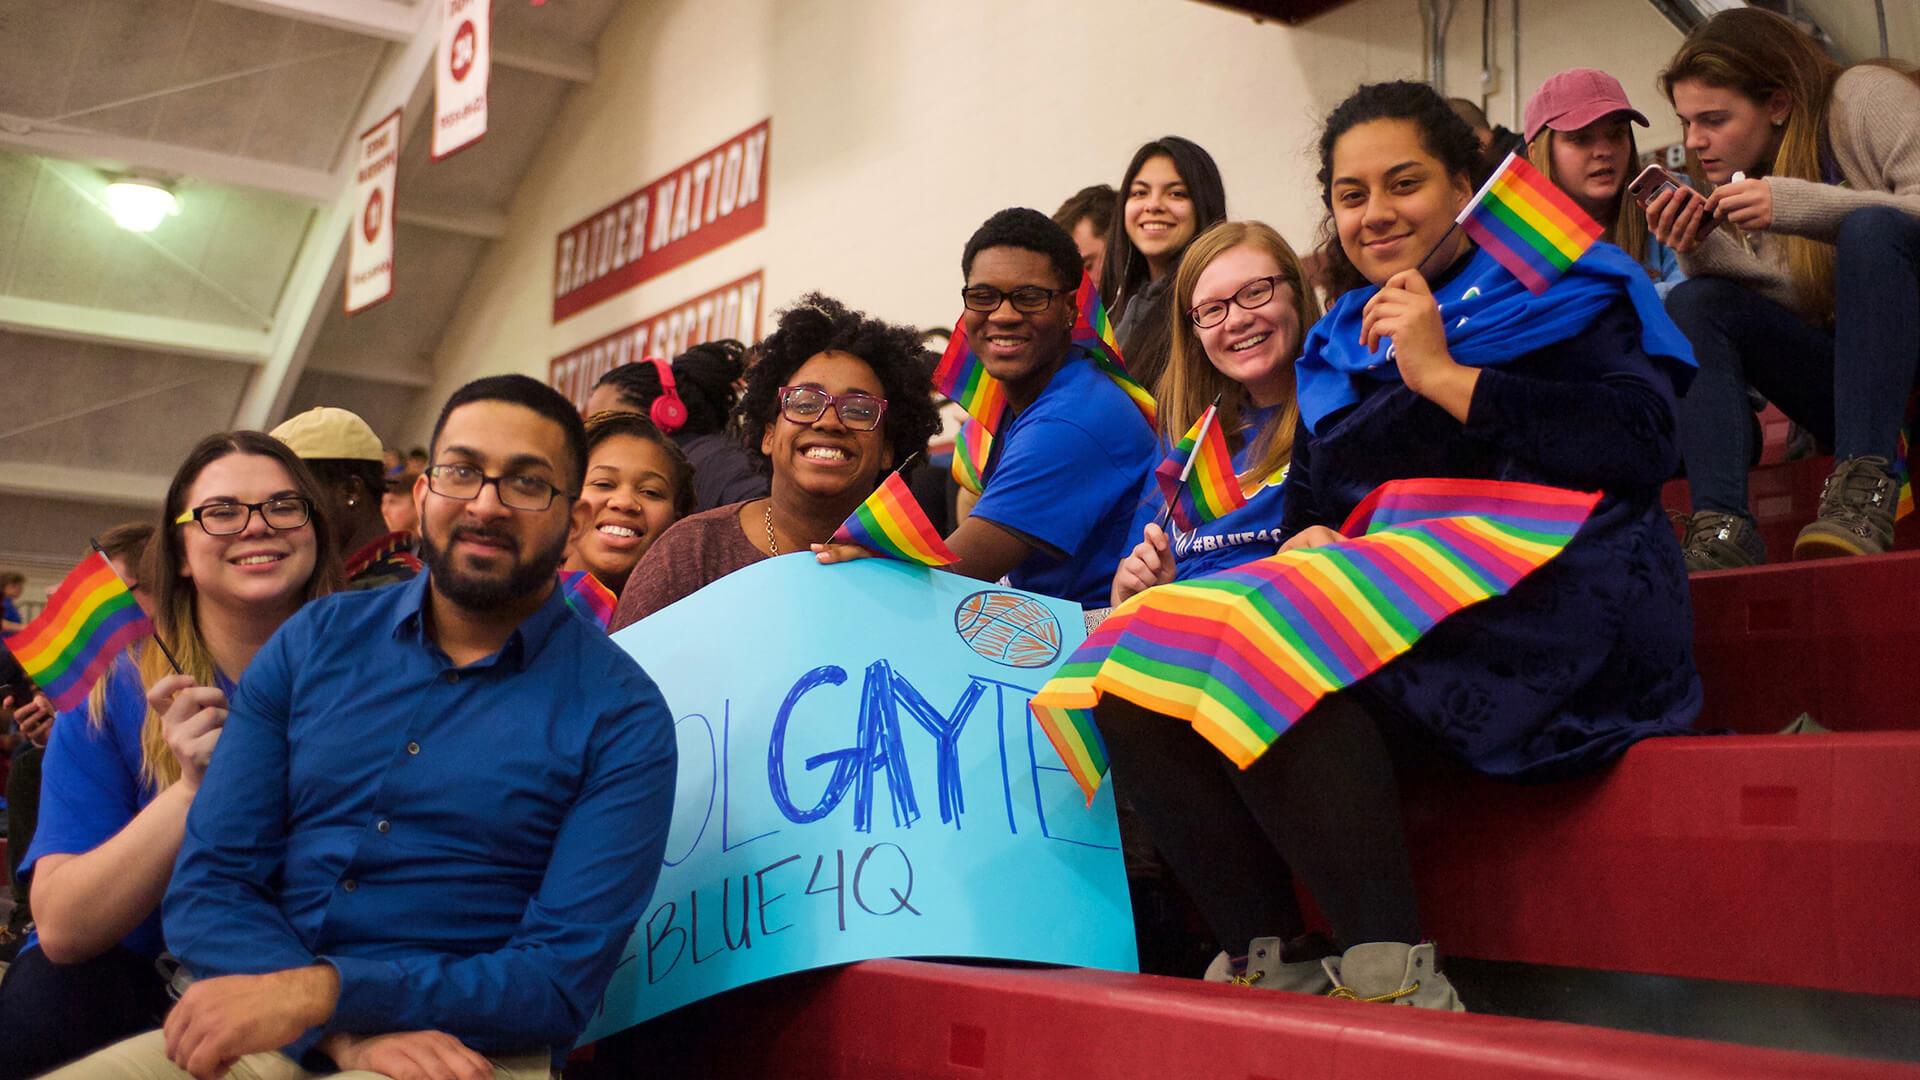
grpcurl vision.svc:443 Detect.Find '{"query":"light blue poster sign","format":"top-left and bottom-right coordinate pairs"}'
top-left (583, 554), bottom-right (1136, 1040)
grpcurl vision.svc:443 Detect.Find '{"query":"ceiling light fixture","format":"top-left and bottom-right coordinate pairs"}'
top-left (103, 177), bottom-right (177, 232)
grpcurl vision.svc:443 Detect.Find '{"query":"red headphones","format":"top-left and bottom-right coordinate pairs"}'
top-left (645, 355), bottom-right (687, 433)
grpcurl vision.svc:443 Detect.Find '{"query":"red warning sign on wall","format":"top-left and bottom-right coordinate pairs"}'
top-left (549, 270), bottom-right (766, 412)
top-left (551, 120), bottom-right (770, 322)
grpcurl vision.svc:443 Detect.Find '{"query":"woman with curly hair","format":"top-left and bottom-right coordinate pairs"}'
top-left (608, 294), bottom-right (938, 629)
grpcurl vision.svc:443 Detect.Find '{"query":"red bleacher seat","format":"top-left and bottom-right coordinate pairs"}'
top-left (603, 957), bottom-right (1918, 1078)
top-left (1403, 732), bottom-right (1920, 998)
top-left (1688, 551), bottom-right (1920, 732)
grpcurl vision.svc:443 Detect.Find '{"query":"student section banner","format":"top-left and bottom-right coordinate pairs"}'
top-left (549, 270), bottom-right (764, 412)
top-left (552, 119), bottom-right (770, 321)
top-left (585, 555), bottom-right (1136, 1039)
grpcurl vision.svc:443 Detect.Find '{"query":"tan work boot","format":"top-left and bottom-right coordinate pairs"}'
top-left (1203, 936), bottom-right (1334, 994)
top-left (1321, 941), bottom-right (1466, 1011)
top-left (1794, 455), bottom-right (1897, 560)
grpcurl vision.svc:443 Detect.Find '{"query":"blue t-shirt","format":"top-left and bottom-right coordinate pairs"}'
top-left (20, 653), bottom-right (179, 958)
top-left (969, 351), bottom-right (1159, 607)
top-left (1128, 402), bottom-right (1291, 582)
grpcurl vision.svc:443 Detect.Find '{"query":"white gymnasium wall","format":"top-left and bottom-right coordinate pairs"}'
top-left (407, 0), bottom-right (1685, 437)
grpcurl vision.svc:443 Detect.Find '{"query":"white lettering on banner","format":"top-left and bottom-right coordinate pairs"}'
top-left (549, 272), bottom-right (766, 412)
top-left (551, 120), bottom-right (772, 320)
top-left (346, 110), bottom-right (401, 314)
top-left (432, 0), bottom-right (490, 160)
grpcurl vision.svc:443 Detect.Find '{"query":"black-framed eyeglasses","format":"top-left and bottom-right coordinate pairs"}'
top-left (1189, 275), bottom-right (1285, 329)
top-left (777, 386), bottom-right (889, 432)
top-left (173, 497), bottom-right (312, 536)
top-left (960, 285), bottom-right (1071, 314)
top-left (426, 464), bottom-right (570, 511)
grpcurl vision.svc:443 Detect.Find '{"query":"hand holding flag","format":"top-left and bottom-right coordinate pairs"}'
top-left (829, 466), bottom-right (959, 567)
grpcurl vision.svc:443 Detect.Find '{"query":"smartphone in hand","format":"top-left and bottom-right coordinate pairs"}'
top-left (1628, 163), bottom-right (1720, 239)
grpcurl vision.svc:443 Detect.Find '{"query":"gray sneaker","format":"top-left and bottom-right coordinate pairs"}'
top-left (1203, 936), bottom-right (1335, 994)
top-left (1321, 941), bottom-right (1466, 1011)
top-left (1680, 510), bottom-right (1766, 572)
top-left (1794, 455), bottom-right (1897, 560)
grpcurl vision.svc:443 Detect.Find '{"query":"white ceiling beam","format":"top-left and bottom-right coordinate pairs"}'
top-left (395, 205), bottom-right (508, 240)
top-left (307, 363), bottom-right (437, 388)
top-left (232, 2), bottom-right (439, 430)
top-left (209, 0), bottom-right (596, 83)
top-left (0, 462), bottom-right (169, 509)
top-left (494, 28), bottom-right (597, 84)
top-left (0, 296), bottom-right (270, 363)
top-left (0, 120), bottom-right (340, 203)
top-left (205, 0), bottom-right (416, 42)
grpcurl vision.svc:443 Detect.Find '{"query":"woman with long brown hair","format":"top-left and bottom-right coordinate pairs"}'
top-left (0, 431), bottom-right (338, 1079)
top-left (1652, 7), bottom-right (1920, 568)
top-left (1111, 220), bottom-right (1321, 605)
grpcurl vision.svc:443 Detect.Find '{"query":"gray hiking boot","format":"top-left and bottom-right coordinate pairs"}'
top-left (1321, 941), bottom-right (1466, 1011)
top-left (1794, 455), bottom-right (1897, 560)
top-left (1203, 935), bottom-right (1334, 994)
top-left (1680, 510), bottom-right (1766, 572)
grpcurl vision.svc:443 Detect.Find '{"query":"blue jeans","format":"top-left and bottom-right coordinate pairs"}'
top-left (1669, 206), bottom-right (1920, 519)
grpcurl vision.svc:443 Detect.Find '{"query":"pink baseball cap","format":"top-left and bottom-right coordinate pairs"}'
top-left (1524, 69), bottom-right (1650, 143)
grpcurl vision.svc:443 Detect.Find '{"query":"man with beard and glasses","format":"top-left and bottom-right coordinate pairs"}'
top-left (52, 376), bottom-right (677, 1080)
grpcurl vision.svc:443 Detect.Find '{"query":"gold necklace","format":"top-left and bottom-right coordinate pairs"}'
top-left (763, 502), bottom-right (778, 555)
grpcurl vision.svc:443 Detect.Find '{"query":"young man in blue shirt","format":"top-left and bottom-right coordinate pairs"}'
top-left (817, 209), bottom-right (1156, 607)
top-left (55, 376), bottom-right (677, 1080)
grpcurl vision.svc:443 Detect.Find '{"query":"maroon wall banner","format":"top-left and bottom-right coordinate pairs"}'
top-left (552, 120), bottom-right (771, 321)
top-left (549, 270), bottom-right (765, 412)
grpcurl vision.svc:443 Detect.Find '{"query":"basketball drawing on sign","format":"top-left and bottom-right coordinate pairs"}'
top-left (955, 590), bottom-right (1061, 668)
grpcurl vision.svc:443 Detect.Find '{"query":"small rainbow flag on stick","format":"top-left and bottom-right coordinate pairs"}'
top-left (2, 548), bottom-right (152, 711)
top-left (1030, 478), bottom-right (1601, 802)
top-left (832, 468), bottom-right (960, 567)
top-left (1456, 151), bottom-right (1605, 295)
top-left (559, 569), bottom-right (618, 631)
top-left (1154, 402), bottom-right (1247, 532)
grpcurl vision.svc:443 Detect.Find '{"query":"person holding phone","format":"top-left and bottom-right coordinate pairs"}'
top-left (0, 433), bottom-right (338, 1080)
top-left (1523, 69), bottom-right (1689, 300)
top-left (1652, 8), bottom-right (1920, 569)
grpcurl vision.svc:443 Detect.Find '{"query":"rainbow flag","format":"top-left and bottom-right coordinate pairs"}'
top-left (1154, 404), bottom-right (1247, 531)
top-left (559, 569), bottom-right (617, 631)
top-left (2, 550), bottom-right (151, 711)
top-left (936, 272), bottom-right (1156, 493)
top-left (1029, 478), bottom-right (1601, 801)
top-left (1458, 152), bottom-right (1605, 295)
top-left (832, 470), bottom-right (960, 567)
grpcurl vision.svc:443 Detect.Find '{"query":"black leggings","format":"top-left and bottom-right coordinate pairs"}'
top-left (0, 945), bottom-right (172, 1079)
top-left (1098, 692), bottom-right (1421, 952)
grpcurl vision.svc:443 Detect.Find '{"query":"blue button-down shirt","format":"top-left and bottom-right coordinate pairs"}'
top-left (163, 571), bottom-right (677, 1064)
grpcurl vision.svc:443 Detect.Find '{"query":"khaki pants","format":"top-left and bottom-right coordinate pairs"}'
top-left (42, 1030), bottom-right (552, 1080)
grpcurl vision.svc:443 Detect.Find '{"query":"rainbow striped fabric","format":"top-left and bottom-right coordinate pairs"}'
top-left (3, 550), bottom-right (151, 711)
top-left (1458, 152), bottom-right (1606, 295)
top-left (559, 569), bottom-right (617, 631)
top-left (935, 272), bottom-right (1155, 493)
top-left (1154, 404), bottom-right (1247, 531)
top-left (832, 470), bottom-right (960, 566)
top-left (1029, 478), bottom-right (1602, 801)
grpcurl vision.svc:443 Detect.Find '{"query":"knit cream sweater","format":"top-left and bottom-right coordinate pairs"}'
top-left (1675, 65), bottom-right (1920, 322)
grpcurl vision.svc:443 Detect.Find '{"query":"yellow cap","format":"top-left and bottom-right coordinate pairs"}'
top-left (269, 407), bottom-right (384, 462)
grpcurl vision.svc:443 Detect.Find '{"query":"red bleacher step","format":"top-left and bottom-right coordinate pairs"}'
top-left (1405, 732), bottom-right (1920, 997)
top-left (1687, 550), bottom-right (1920, 733)
top-left (603, 957), bottom-right (1915, 1078)
top-left (1661, 455), bottom-right (1920, 565)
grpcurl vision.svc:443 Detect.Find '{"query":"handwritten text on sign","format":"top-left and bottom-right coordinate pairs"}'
top-left (548, 270), bottom-right (764, 413)
top-left (552, 120), bottom-right (771, 321)
top-left (584, 557), bottom-right (1135, 1040)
